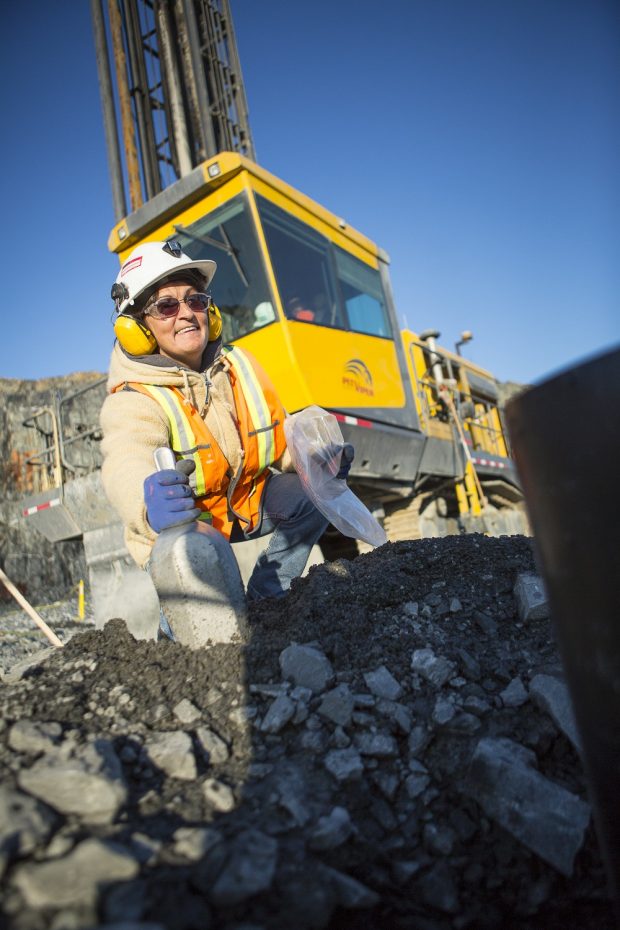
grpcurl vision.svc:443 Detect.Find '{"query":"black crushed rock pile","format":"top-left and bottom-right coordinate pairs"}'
top-left (0, 534), bottom-right (614, 930)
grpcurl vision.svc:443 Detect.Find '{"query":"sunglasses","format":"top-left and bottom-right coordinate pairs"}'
top-left (145, 293), bottom-right (212, 319)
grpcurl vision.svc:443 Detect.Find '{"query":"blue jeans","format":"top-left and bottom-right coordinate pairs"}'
top-left (232, 471), bottom-right (329, 601)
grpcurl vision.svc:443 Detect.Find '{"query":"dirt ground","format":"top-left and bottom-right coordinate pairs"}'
top-left (0, 534), bottom-right (615, 930)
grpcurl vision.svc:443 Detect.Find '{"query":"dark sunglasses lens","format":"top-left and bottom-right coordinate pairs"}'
top-left (186, 294), bottom-right (210, 312)
top-left (155, 298), bottom-right (180, 317)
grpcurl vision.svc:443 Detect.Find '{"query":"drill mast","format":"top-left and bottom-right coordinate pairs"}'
top-left (90, 0), bottom-right (255, 221)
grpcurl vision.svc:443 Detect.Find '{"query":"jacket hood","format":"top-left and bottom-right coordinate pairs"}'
top-left (106, 338), bottom-right (223, 394)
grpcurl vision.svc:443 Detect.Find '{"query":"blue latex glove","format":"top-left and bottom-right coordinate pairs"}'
top-left (337, 443), bottom-right (355, 480)
top-left (143, 469), bottom-right (200, 533)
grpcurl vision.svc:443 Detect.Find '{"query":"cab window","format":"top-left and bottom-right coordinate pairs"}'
top-left (257, 196), bottom-right (343, 328)
top-left (334, 247), bottom-right (391, 338)
top-left (257, 195), bottom-right (391, 338)
top-left (175, 193), bottom-right (275, 343)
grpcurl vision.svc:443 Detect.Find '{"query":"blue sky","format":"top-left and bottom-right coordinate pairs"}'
top-left (1, 1), bottom-right (618, 385)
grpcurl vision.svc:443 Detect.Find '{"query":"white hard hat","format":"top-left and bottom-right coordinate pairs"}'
top-left (112, 240), bottom-right (217, 314)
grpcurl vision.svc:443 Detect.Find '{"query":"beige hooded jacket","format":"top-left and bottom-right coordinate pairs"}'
top-left (100, 341), bottom-right (293, 567)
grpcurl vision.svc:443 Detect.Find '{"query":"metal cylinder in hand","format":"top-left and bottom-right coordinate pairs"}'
top-left (147, 447), bottom-right (248, 648)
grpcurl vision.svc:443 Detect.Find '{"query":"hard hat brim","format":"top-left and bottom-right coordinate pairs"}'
top-left (133, 257), bottom-right (217, 300)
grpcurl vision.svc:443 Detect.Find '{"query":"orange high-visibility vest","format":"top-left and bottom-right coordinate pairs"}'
top-left (118, 346), bottom-right (287, 539)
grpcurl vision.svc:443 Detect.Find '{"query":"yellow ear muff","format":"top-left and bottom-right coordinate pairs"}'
top-left (114, 314), bottom-right (158, 355)
top-left (208, 303), bottom-right (223, 341)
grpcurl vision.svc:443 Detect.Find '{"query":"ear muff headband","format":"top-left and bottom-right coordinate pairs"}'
top-left (208, 303), bottom-right (223, 341)
top-left (114, 314), bottom-right (158, 355)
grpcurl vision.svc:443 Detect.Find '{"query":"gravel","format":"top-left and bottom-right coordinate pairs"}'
top-left (0, 533), bottom-right (615, 929)
top-left (0, 596), bottom-right (95, 678)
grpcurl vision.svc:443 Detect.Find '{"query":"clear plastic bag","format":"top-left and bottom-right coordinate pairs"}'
top-left (284, 406), bottom-right (387, 548)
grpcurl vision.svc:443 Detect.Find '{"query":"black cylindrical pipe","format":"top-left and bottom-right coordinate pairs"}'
top-left (181, 0), bottom-right (218, 159)
top-left (90, 0), bottom-right (127, 221)
top-left (506, 345), bottom-right (620, 913)
top-left (120, 0), bottom-right (160, 199)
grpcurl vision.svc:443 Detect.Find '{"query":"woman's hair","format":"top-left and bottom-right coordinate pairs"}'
top-left (137, 270), bottom-right (209, 316)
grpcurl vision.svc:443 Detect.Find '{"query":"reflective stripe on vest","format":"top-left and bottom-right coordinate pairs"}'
top-left (139, 383), bottom-right (210, 496)
top-left (224, 346), bottom-right (274, 472)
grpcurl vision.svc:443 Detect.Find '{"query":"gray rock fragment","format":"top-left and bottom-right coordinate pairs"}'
top-left (12, 838), bottom-right (138, 909)
top-left (0, 786), bottom-right (55, 867)
top-left (290, 685), bottom-right (313, 703)
top-left (309, 806), bottom-right (353, 850)
top-left (8, 720), bottom-right (62, 755)
top-left (318, 683), bottom-right (355, 726)
top-left (17, 739), bottom-right (127, 825)
top-left (463, 694), bottom-right (492, 716)
top-left (473, 610), bottom-right (498, 635)
top-left (129, 833), bottom-right (161, 866)
top-left (279, 643), bottom-right (334, 693)
top-left (287, 682), bottom-right (312, 726)
top-left (331, 725), bottom-right (350, 748)
top-left (432, 696), bottom-right (456, 725)
top-left (411, 648), bottom-right (455, 687)
top-left (210, 829), bottom-right (278, 905)
top-left (260, 694), bottom-right (296, 733)
top-left (456, 647), bottom-right (481, 679)
top-left (203, 777), bottom-right (235, 812)
top-left (463, 736), bottom-right (590, 875)
top-left (144, 731), bottom-right (197, 781)
top-left (371, 770), bottom-right (400, 800)
top-left (195, 726), bottom-right (230, 764)
top-left (228, 704), bottom-right (257, 728)
top-left (408, 725), bottom-right (430, 756)
top-left (354, 732), bottom-right (399, 757)
top-left (324, 747), bottom-right (364, 782)
top-left (275, 768), bottom-right (312, 826)
top-left (405, 772), bottom-right (431, 799)
top-left (172, 698), bottom-right (202, 725)
top-left (319, 864), bottom-right (379, 909)
top-left (301, 730), bottom-right (327, 753)
top-left (529, 674), bottom-right (582, 751)
top-left (444, 712), bottom-right (482, 735)
top-left (353, 693), bottom-right (376, 708)
top-left (514, 573), bottom-right (550, 621)
top-left (172, 826), bottom-right (222, 861)
top-left (363, 665), bottom-right (403, 701)
top-left (500, 676), bottom-right (529, 707)
top-left (376, 699), bottom-right (412, 734)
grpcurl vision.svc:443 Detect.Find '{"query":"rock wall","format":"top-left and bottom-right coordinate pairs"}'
top-left (0, 374), bottom-right (106, 604)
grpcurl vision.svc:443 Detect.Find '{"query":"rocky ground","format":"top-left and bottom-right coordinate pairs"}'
top-left (0, 534), bottom-right (615, 930)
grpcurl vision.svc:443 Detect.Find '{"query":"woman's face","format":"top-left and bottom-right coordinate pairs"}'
top-left (145, 279), bottom-right (210, 370)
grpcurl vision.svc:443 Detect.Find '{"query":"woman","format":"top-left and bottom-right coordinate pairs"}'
top-left (100, 239), bottom-right (349, 606)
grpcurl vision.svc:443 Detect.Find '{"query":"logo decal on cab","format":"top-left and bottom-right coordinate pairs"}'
top-left (342, 358), bottom-right (374, 396)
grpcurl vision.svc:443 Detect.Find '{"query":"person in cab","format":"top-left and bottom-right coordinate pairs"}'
top-left (100, 240), bottom-right (350, 613)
